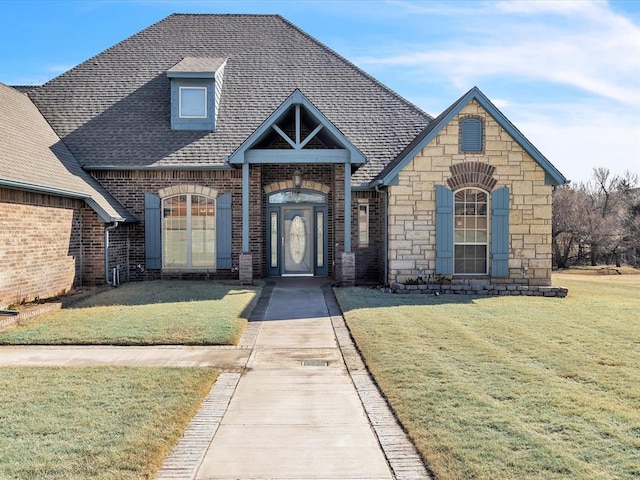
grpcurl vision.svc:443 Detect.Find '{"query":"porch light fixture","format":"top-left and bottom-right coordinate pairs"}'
top-left (292, 170), bottom-right (303, 191)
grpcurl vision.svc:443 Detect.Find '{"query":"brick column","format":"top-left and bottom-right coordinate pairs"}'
top-left (239, 253), bottom-right (253, 285)
top-left (341, 252), bottom-right (355, 287)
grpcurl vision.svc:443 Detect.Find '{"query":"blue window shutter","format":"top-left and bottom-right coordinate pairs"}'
top-left (216, 193), bottom-right (232, 269)
top-left (435, 185), bottom-right (454, 275)
top-left (144, 193), bottom-right (161, 269)
top-left (491, 187), bottom-right (510, 277)
top-left (461, 118), bottom-right (482, 151)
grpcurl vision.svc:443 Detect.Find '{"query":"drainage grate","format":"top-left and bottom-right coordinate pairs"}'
top-left (302, 360), bottom-right (329, 367)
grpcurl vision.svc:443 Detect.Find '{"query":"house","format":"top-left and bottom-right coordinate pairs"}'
top-left (0, 14), bottom-right (566, 308)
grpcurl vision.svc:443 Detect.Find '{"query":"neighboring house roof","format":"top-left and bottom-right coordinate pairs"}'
top-left (0, 83), bottom-right (135, 222)
top-left (10, 85), bottom-right (38, 94)
top-left (27, 14), bottom-right (432, 186)
top-left (377, 87), bottom-right (567, 186)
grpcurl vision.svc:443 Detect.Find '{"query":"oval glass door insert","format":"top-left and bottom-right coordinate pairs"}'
top-left (289, 215), bottom-right (306, 264)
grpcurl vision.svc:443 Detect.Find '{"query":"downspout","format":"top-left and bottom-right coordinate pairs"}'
top-left (104, 222), bottom-right (119, 286)
top-left (374, 181), bottom-right (388, 285)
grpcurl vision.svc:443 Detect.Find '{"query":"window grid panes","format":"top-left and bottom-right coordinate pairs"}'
top-left (270, 212), bottom-right (278, 268)
top-left (179, 87), bottom-right (207, 118)
top-left (358, 204), bottom-right (369, 246)
top-left (454, 188), bottom-right (488, 274)
top-left (163, 194), bottom-right (216, 268)
top-left (317, 211), bottom-right (324, 268)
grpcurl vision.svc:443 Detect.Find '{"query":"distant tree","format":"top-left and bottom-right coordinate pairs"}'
top-left (552, 185), bottom-right (582, 268)
top-left (552, 167), bottom-right (639, 268)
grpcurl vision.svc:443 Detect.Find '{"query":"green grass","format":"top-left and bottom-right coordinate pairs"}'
top-left (0, 367), bottom-right (217, 479)
top-left (335, 274), bottom-right (640, 480)
top-left (0, 281), bottom-right (260, 345)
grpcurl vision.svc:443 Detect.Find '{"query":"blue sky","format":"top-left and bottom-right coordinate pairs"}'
top-left (1, 0), bottom-right (638, 184)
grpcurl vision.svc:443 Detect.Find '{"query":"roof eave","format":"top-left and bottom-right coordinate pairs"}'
top-left (0, 178), bottom-right (130, 223)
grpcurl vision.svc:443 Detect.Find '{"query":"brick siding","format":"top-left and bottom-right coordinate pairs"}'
top-left (0, 188), bottom-right (85, 307)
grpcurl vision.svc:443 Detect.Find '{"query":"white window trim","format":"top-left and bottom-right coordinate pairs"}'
top-left (358, 203), bottom-right (369, 247)
top-left (453, 187), bottom-right (489, 275)
top-left (178, 86), bottom-right (208, 119)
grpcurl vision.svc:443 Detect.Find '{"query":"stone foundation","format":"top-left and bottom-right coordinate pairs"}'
top-left (341, 252), bottom-right (356, 287)
top-left (239, 253), bottom-right (253, 285)
top-left (392, 281), bottom-right (567, 297)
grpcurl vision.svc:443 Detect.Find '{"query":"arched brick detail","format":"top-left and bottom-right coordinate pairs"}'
top-left (447, 162), bottom-right (498, 191)
top-left (158, 184), bottom-right (218, 199)
top-left (263, 180), bottom-right (330, 194)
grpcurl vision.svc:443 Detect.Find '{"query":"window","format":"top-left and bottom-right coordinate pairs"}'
top-left (179, 87), bottom-right (207, 118)
top-left (454, 188), bottom-right (488, 274)
top-left (162, 194), bottom-right (215, 268)
top-left (169, 80), bottom-right (214, 131)
top-left (460, 117), bottom-right (483, 152)
top-left (358, 203), bottom-right (369, 246)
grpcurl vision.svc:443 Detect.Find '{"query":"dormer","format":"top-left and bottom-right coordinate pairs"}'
top-left (166, 57), bottom-right (227, 131)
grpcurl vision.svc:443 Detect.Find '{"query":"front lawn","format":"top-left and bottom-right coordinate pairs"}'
top-left (335, 273), bottom-right (640, 480)
top-left (0, 367), bottom-right (217, 479)
top-left (0, 281), bottom-right (260, 345)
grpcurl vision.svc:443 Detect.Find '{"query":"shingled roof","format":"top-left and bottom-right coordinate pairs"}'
top-left (28, 14), bottom-right (432, 186)
top-left (0, 83), bottom-right (134, 222)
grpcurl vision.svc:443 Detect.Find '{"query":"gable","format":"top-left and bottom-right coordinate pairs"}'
top-left (379, 87), bottom-right (567, 186)
top-left (228, 89), bottom-right (366, 165)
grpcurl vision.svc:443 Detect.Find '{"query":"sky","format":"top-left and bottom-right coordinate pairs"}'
top-left (1, 0), bottom-right (638, 185)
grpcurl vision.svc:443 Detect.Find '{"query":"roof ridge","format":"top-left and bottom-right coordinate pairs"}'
top-left (274, 15), bottom-right (433, 123)
top-left (169, 13), bottom-right (280, 17)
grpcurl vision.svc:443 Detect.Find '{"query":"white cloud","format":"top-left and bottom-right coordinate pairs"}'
top-left (363, 1), bottom-right (640, 106)
top-left (358, 0), bottom-right (640, 183)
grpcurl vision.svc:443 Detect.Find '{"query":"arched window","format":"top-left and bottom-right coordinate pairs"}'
top-left (454, 188), bottom-right (488, 274)
top-left (162, 194), bottom-right (216, 268)
top-left (460, 117), bottom-right (483, 152)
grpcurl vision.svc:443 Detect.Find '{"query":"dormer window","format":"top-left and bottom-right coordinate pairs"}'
top-left (179, 87), bottom-right (207, 118)
top-left (167, 57), bottom-right (227, 131)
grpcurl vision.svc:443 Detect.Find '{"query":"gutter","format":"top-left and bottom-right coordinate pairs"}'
top-left (104, 222), bottom-right (119, 286)
top-left (373, 180), bottom-right (389, 285)
top-left (0, 178), bottom-right (91, 200)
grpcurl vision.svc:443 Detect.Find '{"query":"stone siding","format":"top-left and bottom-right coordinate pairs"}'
top-left (387, 99), bottom-right (553, 286)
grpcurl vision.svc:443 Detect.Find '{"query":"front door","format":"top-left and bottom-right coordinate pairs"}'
top-left (282, 206), bottom-right (313, 275)
top-left (266, 190), bottom-right (328, 277)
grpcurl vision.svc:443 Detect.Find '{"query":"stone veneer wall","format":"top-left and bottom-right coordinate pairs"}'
top-left (387, 99), bottom-right (554, 286)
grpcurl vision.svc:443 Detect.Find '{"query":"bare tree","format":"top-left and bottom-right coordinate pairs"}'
top-left (552, 167), bottom-right (639, 268)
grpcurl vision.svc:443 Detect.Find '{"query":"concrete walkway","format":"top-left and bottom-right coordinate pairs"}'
top-left (194, 279), bottom-right (393, 480)
top-left (0, 279), bottom-right (431, 479)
